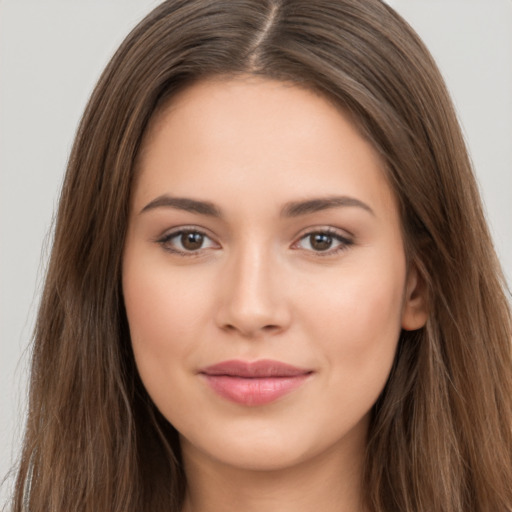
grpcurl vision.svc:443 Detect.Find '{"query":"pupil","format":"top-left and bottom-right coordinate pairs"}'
top-left (311, 233), bottom-right (332, 251)
top-left (182, 232), bottom-right (203, 250)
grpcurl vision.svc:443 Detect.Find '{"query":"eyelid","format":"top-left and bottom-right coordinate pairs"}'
top-left (155, 225), bottom-right (221, 256)
top-left (291, 227), bottom-right (354, 256)
top-left (154, 224), bottom-right (354, 257)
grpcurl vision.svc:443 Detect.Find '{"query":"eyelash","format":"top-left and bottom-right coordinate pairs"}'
top-left (156, 226), bottom-right (218, 257)
top-left (292, 228), bottom-right (353, 257)
top-left (156, 227), bottom-right (353, 257)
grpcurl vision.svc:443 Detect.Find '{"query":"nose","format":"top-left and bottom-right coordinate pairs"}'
top-left (215, 243), bottom-right (291, 338)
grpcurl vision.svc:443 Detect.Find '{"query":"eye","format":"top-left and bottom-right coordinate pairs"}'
top-left (157, 228), bottom-right (219, 255)
top-left (294, 229), bottom-right (353, 255)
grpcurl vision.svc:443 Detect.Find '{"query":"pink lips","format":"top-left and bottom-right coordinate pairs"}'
top-left (199, 359), bottom-right (313, 406)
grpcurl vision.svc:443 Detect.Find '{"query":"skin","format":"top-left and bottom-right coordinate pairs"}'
top-left (122, 76), bottom-right (428, 512)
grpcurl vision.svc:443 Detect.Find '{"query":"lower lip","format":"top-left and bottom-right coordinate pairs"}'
top-left (201, 374), bottom-right (311, 406)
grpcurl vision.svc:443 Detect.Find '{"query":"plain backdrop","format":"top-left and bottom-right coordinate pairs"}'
top-left (1, 0), bottom-right (511, 505)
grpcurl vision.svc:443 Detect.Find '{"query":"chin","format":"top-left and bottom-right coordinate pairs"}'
top-left (183, 433), bottom-right (315, 472)
top-left (178, 411), bottom-right (368, 474)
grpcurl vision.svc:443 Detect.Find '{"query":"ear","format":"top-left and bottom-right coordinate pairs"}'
top-left (401, 264), bottom-right (429, 331)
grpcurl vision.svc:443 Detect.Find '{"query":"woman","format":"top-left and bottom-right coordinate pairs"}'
top-left (11, 0), bottom-right (512, 511)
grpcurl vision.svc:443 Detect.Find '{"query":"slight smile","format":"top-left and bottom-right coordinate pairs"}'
top-left (199, 359), bottom-right (314, 406)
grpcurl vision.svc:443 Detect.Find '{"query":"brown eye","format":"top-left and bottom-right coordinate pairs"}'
top-left (294, 229), bottom-right (353, 256)
top-left (158, 229), bottom-right (218, 255)
top-left (181, 231), bottom-right (204, 250)
top-left (309, 233), bottom-right (333, 251)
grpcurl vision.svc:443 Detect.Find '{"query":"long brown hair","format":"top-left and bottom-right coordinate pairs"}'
top-left (11, 1), bottom-right (512, 511)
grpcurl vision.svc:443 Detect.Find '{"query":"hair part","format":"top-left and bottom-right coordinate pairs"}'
top-left (11, 1), bottom-right (512, 511)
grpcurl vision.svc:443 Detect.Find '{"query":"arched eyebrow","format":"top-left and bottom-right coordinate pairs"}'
top-left (140, 195), bottom-right (221, 217)
top-left (280, 196), bottom-right (375, 217)
top-left (139, 194), bottom-right (374, 218)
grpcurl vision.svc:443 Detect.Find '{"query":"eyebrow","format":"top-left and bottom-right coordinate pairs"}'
top-left (280, 196), bottom-right (374, 217)
top-left (139, 194), bottom-right (374, 218)
top-left (140, 195), bottom-right (222, 217)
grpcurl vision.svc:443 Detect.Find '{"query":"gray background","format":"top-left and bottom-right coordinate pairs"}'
top-left (1, 0), bottom-right (511, 505)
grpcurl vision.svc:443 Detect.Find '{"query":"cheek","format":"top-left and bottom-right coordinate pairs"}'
top-left (122, 251), bottom-right (214, 403)
top-left (124, 269), bottom-right (184, 354)
top-left (298, 254), bottom-right (405, 388)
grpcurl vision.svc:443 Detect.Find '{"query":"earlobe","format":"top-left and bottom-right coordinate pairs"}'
top-left (401, 265), bottom-right (429, 331)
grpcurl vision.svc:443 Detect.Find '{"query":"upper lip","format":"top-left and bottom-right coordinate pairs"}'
top-left (199, 359), bottom-right (313, 378)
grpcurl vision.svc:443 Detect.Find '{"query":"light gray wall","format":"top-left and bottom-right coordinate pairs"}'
top-left (1, 0), bottom-right (511, 505)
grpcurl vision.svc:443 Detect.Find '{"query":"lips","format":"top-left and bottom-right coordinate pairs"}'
top-left (199, 359), bottom-right (313, 406)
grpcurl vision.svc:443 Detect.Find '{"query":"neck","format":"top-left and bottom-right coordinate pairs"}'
top-left (180, 433), bottom-right (367, 512)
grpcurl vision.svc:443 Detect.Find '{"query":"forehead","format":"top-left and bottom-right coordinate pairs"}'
top-left (134, 76), bottom-right (398, 221)
top-left (144, 75), bottom-right (368, 154)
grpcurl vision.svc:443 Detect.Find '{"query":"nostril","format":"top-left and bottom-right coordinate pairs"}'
top-left (220, 322), bottom-right (282, 337)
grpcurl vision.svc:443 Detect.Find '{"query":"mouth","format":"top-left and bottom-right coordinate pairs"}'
top-left (198, 359), bottom-right (313, 406)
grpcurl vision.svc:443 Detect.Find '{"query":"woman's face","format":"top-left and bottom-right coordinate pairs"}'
top-left (123, 76), bottom-right (427, 472)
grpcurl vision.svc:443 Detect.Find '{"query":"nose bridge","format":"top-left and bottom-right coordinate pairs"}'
top-left (217, 236), bottom-right (289, 336)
